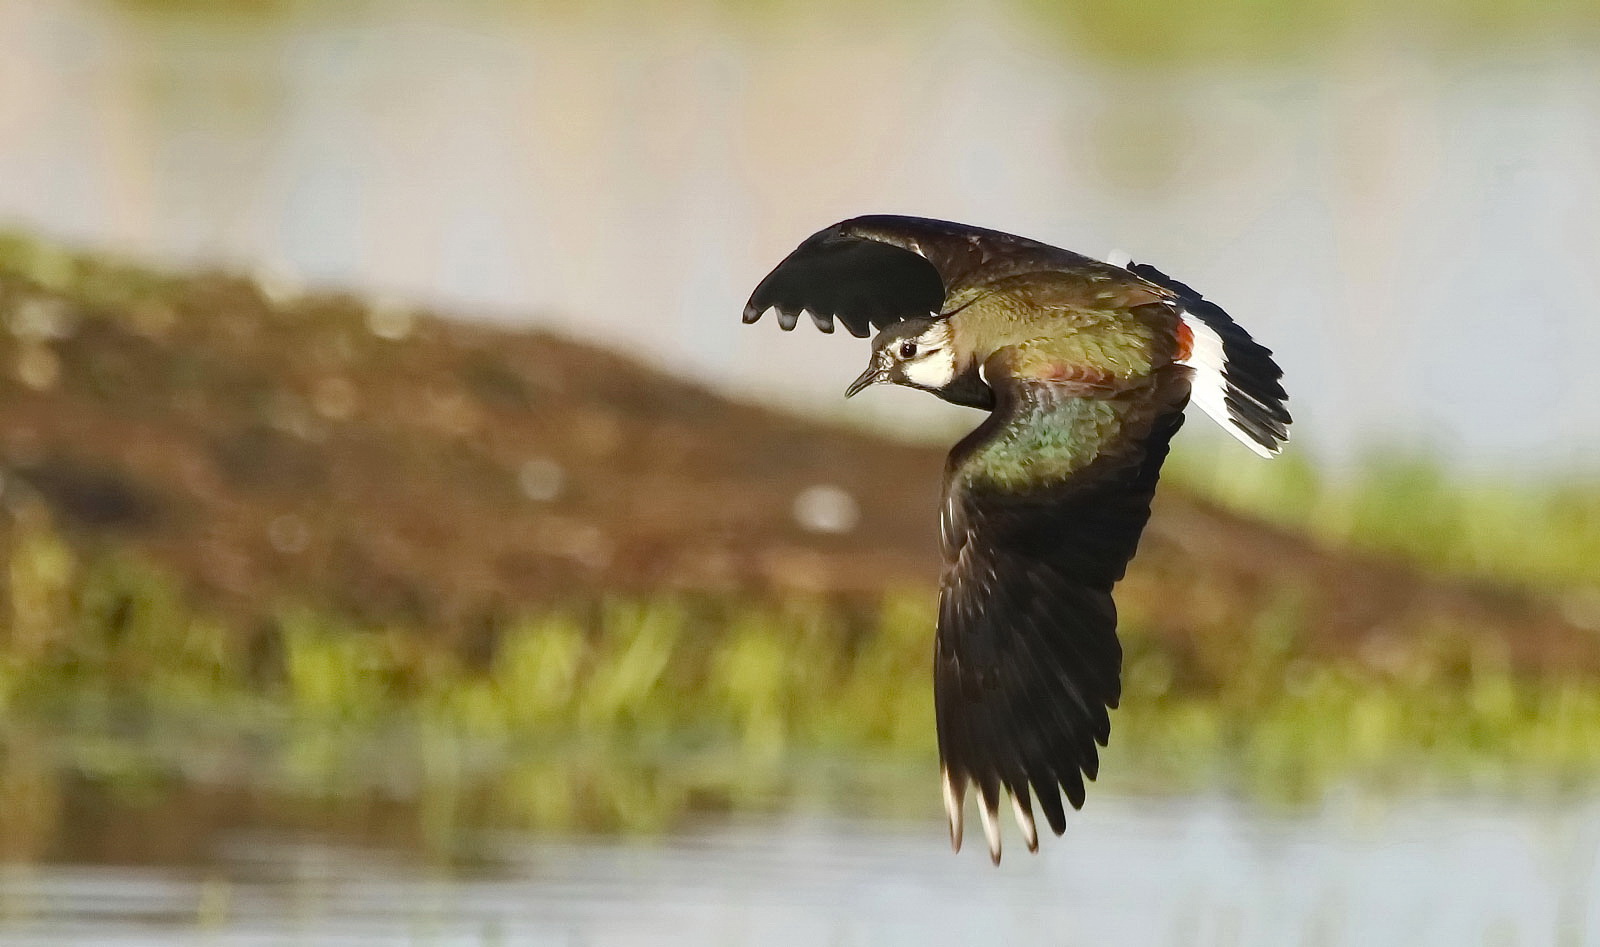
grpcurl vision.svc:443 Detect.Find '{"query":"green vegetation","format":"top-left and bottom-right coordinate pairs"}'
top-left (1022, 0), bottom-right (1600, 64)
top-left (1171, 441), bottom-right (1600, 596)
top-left (4, 505), bottom-right (1600, 861)
top-left (109, 0), bottom-right (1600, 66)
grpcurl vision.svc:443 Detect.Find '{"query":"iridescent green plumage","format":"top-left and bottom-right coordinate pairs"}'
top-left (947, 295), bottom-right (1183, 492)
top-left (957, 386), bottom-right (1128, 490)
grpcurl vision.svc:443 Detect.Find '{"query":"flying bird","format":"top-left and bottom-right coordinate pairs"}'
top-left (743, 215), bottom-right (1290, 863)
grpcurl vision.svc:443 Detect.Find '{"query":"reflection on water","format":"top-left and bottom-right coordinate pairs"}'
top-left (2, 795), bottom-right (1598, 945)
top-left (1, 1), bottom-right (1599, 467)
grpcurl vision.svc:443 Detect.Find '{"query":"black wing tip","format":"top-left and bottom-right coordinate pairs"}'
top-left (742, 219), bottom-right (947, 338)
top-left (936, 682), bottom-right (1113, 858)
top-left (743, 298), bottom-right (848, 335)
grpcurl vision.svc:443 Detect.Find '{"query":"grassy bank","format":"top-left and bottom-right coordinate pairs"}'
top-left (4, 509), bottom-right (1600, 862)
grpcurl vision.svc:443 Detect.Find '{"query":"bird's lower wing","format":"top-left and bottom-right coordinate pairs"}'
top-left (936, 382), bottom-right (1187, 863)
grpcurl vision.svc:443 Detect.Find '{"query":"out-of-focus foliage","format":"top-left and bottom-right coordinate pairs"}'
top-left (1173, 443), bottom-right (1600, 596)
top-left (111, 0), bottom-right (1600, 64)
top-left (1024, 0), bottom-right (1600, 62)
top-left (3, 512), bottom-right (1600, 861)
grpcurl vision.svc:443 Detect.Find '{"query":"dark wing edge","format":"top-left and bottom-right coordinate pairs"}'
top-left (742, 221), bottom-right (946, 338)
top-left (1127, 262), bottom-right (1291, 456)
top-left (744, 214), bottom-right (1116, 339)
top-left (935, 402), bottom-right (1186, 864)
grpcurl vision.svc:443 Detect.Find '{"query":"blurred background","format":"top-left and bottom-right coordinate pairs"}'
top-left (1, 0), bottom-right (1600, 943)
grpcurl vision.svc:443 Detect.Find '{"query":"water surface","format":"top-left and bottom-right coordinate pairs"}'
top-left (3, 794), bottom-right (1597, 945)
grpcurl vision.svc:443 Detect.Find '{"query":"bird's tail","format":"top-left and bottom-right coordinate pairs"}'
top-left (1127, 262), bottom-right (1291, 457)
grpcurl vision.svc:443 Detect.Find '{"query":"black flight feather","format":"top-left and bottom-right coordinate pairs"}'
top-left (744, 224), bottom-right (945, 337)
top-left (936, 380), bottom-right (1188, 860)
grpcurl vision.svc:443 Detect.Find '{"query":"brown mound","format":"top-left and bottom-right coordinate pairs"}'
top-left (0, 236), bottom-right (1591, 672)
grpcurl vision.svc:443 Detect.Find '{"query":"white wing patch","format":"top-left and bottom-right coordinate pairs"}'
top-left (1178, 310), bottom-right (1277, 458)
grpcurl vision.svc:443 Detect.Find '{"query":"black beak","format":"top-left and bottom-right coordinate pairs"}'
top-left (845, 365), bottom-right (887, 398)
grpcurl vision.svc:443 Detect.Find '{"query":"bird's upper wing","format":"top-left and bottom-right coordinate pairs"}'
top-left (935, 368), bottom-right (1189, 863)
top-left (743, 215), bottom-right (1119, 337)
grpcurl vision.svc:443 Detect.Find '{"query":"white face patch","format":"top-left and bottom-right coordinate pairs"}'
top-left (899, 322), bottom-right (959, 389)
top-left (902, 348), bottom-right (958, 388)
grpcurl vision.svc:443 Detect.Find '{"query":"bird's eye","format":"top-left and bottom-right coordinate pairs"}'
top-left (899, 341), bottom-right (918, 359)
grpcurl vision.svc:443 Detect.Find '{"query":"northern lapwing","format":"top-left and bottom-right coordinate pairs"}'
top-left (744, 215), bottom-right (1290, 863)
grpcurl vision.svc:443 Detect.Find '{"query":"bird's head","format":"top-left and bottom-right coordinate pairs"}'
top-left (845, 316), bottom-right (961, 398)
